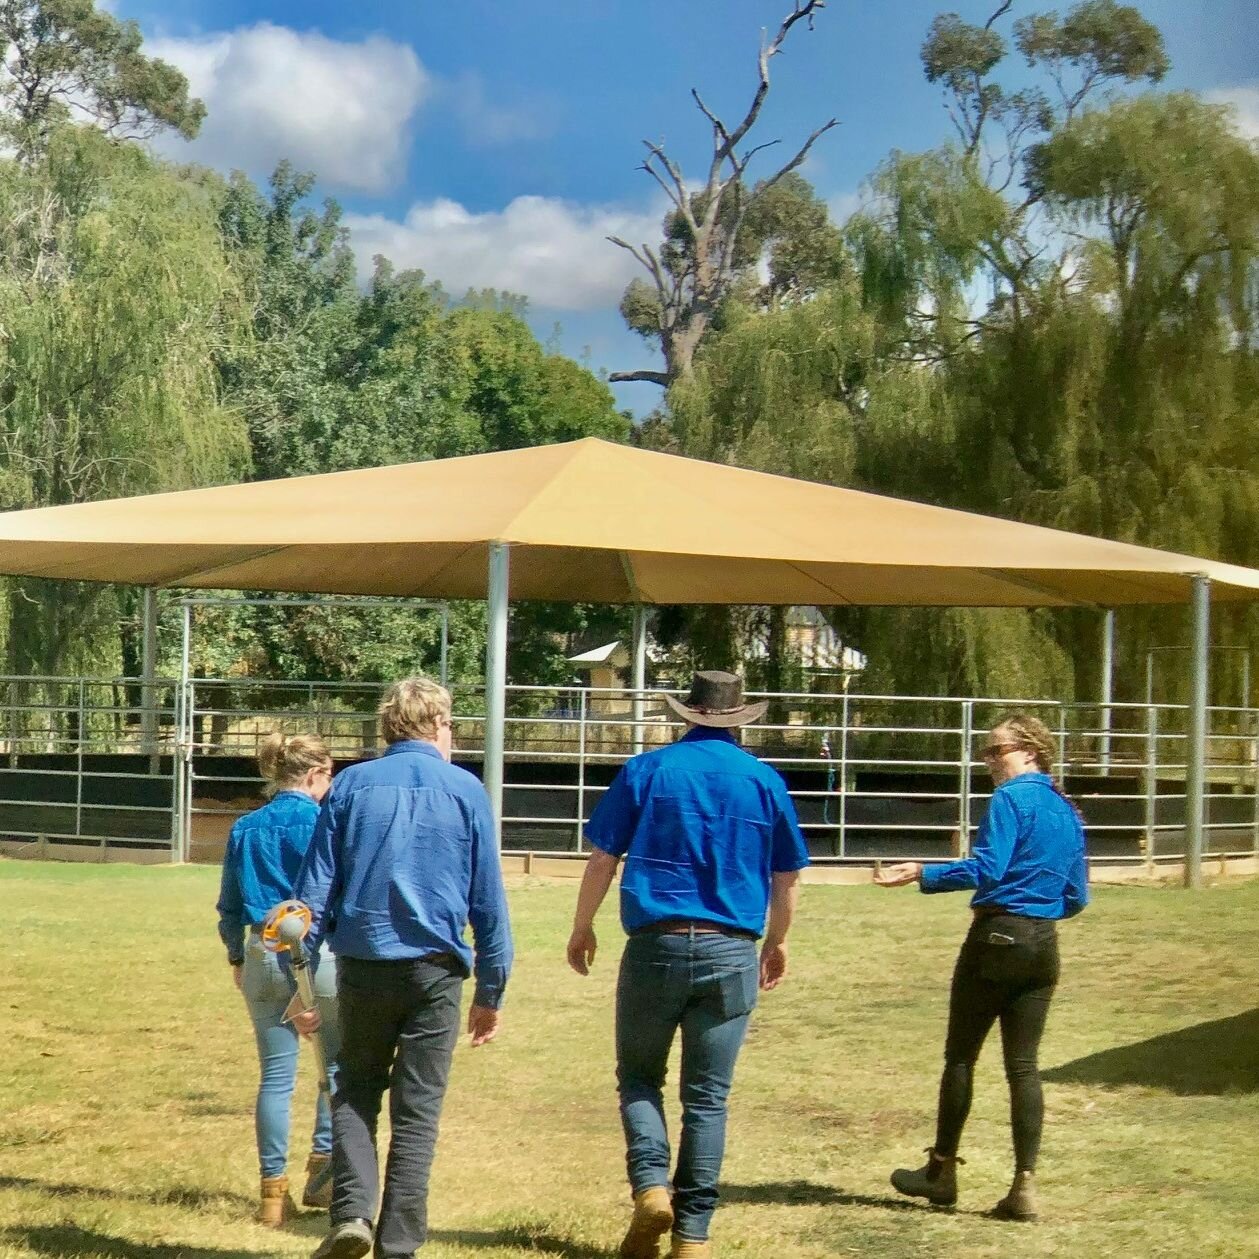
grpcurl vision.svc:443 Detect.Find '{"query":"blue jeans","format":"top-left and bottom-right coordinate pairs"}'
top-left (242, 933), bottom-right (341, 1179)
top-left (616, 931), bottom-right (759, 1242)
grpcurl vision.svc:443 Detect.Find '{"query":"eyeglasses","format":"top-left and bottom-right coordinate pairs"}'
top-left (979, 742), bottom-right (1021, 760)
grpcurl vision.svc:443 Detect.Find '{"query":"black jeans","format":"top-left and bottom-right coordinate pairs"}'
top-left (934, 914), bottom-right (1059, 1171)
top-left (331, 955), bottom-right (464, 1259)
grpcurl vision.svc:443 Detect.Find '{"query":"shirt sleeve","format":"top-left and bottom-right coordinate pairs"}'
top-left (293, 788), bottom-right (343, 960)
top-left (466, 787), bottom-right (514, 1009)
top-left (1062, 820), bottom-right (1090, 918)
top-left (920, 789), bottom-right (1020, 895)
top-left (584, 763), bottom-right (640, 858)
top-left (769, 777), bottom-right (810, 872)
top-left (216, 831), bottom-right (247, 965)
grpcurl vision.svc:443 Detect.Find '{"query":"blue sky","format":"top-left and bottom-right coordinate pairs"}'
top-left (115, 1), bottom-right (1259, 414)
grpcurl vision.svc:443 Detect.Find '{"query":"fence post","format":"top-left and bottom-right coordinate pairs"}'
top-left (838, 688), bottom-right (850, 859)
top-left (1144, 704), bottom-right (1158, 876)
top-left (76, 679), bottom-right (85, 848)
top-left (1251, 699), bottom-right (1259, 861)
top-left (958, 700), bottom-right (973, 856)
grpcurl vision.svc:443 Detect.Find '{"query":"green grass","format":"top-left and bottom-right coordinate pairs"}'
top-left (0, 861), bottom-right (1256, 1258)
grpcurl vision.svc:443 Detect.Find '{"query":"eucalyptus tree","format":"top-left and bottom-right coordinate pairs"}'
top-left (0, 0), bottom-right (203, 158)
top-left (610, 0), bottom-right (836, 387)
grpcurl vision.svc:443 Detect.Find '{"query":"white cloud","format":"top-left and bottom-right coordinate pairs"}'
top-left (148, 23), bottom-right (428, 192)
top-left (345, 196), bottom-right (665, 310)
top-left (1206, 84), bottom-right (1259, 142)
top-left (444, 71), bottom-right (555, 146)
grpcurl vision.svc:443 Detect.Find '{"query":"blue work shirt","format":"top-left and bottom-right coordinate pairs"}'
top-left (293, 740), bottom-right (513, 1009)
top-left (921, 771), bottom-right (1088, 919)
top-left (586, 726), bottom-right (810, 935)
top-left (217, 790), bottom-right (319, 965)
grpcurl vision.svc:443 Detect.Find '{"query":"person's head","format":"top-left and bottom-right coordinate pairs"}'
top-left (257, 731), bottom-right (334, 801)
top-left (981, 713), bottom-right (1055, 785)
top-left (378, 676), bottom-right (453, 760)
top-left (661, 670), bottom-right (768, 732)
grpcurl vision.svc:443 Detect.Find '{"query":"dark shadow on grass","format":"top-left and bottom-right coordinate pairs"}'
top-left (720, 1181), bottom-right (923, 1212)
top-left (0, 1174), bottom-right (255, 1213)
top-left (1042, 1008), bottom-right (1259, 1095)
top-left (1, 1224), bottom-right (262, 1259)
top-left (428, 1224), bottom-right (611, 1256)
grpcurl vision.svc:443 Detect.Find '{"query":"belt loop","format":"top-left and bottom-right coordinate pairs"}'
top-left (688, 923), bottom-right (696, 942)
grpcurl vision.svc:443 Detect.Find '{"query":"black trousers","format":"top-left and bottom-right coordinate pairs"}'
top-left (934, 913), bottom-right (1059, 1171)
top-left (331, 955), bottom-right (464, 1259)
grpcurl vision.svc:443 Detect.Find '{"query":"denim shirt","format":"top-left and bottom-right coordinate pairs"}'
top-left (586, 726), bottom-right (810, 935)
top-left (294, 740), bottom-right (513, 1009)
top-left (920, 771), bottom-right (1088, 919)
top-left (217, 790), bottom-right (320, 965)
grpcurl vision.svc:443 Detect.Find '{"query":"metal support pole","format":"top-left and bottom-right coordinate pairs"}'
top-left (484, 542), bottom-right (510, 849)
top-left (1185, 575), bottom-right (1211, 888)
top-left (172, 602), bottom-right (192, 863)
top-left (141, 587), bottom-right (159, 775)
top-left (575, 687), bottom-right (588, 853)
top-left (631, 604), bottom-right (647, 755)
top-left (1099, 609), bottom-right (1115, 772)
top-left (958, 700), bottom-right (974, 856)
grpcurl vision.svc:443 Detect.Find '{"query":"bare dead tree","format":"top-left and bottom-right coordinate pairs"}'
top-left (608, 1), bottom-right (837, 387)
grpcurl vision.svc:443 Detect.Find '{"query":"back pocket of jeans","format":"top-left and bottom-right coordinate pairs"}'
top-left (716, 964), bottom-right (759, 1020)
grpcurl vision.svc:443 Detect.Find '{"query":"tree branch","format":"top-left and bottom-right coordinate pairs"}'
top-left (751, 118), bottom-right (839, 195)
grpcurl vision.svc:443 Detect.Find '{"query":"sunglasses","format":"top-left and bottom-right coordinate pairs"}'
top-left (979, 742), bottom-right (1022, 759)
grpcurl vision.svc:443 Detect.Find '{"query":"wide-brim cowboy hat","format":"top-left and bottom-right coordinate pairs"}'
top-left (661, 670), bottom-right (769, 728)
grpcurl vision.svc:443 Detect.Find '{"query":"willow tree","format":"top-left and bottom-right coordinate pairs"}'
top-left (0, 126), bottom-right (250, 678)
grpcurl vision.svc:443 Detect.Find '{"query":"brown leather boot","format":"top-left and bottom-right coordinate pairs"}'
top-left (256, 1174), bottom-right (295, 1227)
top-left (302, 1153), bottom-right (333, 1209)
top-left (890, 1148), bottom-right (963, 1206)
top-left (619, 1185), bottom-right (673, 1259)
top-left (670, 1239), bottom-right (712, 1258)
top-left (992, 1169), bottom-right (1038, 1221)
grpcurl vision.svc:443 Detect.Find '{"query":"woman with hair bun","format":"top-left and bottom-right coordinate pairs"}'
top-left (876, 713), bottom-right (1088, 1222)
top-left (216, 732), bottom-right (341, 1228)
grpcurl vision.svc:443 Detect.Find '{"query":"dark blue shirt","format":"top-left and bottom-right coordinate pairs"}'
top-left (217, 790), bottom-right (320, 965)
top-left (293, 740), bottom-right (513, 1009)
top-left (586, 726), bottom-right (810, 935)
top-left (921, 771), bottom-right (1088, 919)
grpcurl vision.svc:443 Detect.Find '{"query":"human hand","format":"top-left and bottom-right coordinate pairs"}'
top-left (231, 964), bottom-right (244, 992)
top-left (468, 1004), bottom-right (500, 1048)
top-left (566, 925), bottom-right (597, 976)
top-left (760, 941), bottom-right (788, 991)
top-left (291, 1007), bottom-right (322, 1036)
top-left (874, 862), bottom-right (923, 888)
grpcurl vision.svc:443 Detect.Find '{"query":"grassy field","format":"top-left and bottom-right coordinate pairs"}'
top-left (0, 861), bottom-right (1256, 1259)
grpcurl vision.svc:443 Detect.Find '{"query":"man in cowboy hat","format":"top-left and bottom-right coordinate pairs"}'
top-left (566, 670), bottom-right (809, 1259)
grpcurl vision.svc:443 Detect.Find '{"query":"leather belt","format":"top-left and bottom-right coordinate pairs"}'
top-left (630, 919), bottom-right (758, 942)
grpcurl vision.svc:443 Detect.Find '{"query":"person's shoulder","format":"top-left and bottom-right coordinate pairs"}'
top-left (440, 758), bottom-right (492, 799)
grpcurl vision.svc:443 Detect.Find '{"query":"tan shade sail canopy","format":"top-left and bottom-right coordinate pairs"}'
top-left (0, 437), bottom-right (1256, 606)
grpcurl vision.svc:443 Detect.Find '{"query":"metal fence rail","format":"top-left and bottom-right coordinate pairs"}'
top-left (1, 675), bottom-right (1256, 868)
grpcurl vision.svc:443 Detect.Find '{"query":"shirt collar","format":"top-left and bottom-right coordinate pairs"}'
top-left (679, 726), bottom-right (738, 746)
top-left (272, 789), bottom-right (317, 806)
top-left (384, 739), bottom-right (444, 759)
